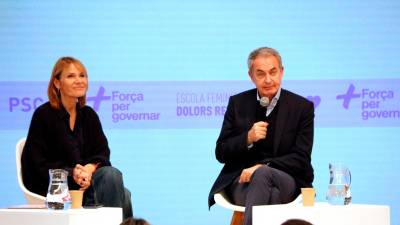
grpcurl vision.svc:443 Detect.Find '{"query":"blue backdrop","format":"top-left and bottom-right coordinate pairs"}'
top-left (0, 1), bottom-right (399, 224)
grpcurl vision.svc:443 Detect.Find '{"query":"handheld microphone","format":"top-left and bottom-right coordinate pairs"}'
top-left (260, 97), bottom-right (270, 108)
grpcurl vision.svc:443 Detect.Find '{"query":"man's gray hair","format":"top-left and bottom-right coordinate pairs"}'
top-left (247, 47), bottom-right (283, 70)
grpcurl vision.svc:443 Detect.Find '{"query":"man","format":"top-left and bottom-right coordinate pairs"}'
top-left (208, 47), bottom-right (314, 225)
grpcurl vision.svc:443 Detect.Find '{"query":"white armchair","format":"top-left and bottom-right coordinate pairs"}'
top-left (15, 137), bottom-right (46, 204)
top-left (214, 190), bottom-right (302, 225)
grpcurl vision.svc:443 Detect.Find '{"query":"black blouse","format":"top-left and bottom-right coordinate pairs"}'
top-left (22, 102), bottom-right (111, 196)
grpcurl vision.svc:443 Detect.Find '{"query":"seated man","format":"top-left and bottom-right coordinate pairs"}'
top-left (208, 47), bottom-right (314, 225)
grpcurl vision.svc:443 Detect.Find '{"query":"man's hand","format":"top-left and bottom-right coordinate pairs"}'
top-left (247, 121), bottom-right (268, 145)
top-left (239, 164), bottom-right (263, 183)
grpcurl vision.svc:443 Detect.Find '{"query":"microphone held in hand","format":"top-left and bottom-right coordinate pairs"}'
top-left (260, 97), bottom-right (270, 107)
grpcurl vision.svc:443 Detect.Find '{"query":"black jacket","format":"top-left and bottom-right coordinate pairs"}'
top-left (22, 102), bottom-right (111, 196)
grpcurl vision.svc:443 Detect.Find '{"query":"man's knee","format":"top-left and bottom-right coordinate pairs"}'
top-left (251, 165), bottom-right (274, 185)
top-left (252, 165), bottom-right (273, 179)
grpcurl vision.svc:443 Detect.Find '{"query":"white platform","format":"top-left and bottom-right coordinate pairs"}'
top-left (253, 202), bottom-right (390, 225)
top-left (0, 207), bottom-right (122, 225)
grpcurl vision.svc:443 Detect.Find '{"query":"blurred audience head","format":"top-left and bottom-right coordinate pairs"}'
top-left (120, 217), bottom-right (150, 225)
top-left (281, 218), bottom-right (313, 225)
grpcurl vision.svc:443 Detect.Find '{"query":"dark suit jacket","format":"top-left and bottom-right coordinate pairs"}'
top-left (22, 102), bottom-right (111, 196)
top-left (208, 88), bottom-right (314, 207)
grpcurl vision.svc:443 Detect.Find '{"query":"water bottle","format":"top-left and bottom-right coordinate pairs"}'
top-left (46, 169), bottom-right (71, 210)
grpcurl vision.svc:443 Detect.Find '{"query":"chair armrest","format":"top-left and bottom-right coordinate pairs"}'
top-left (214, 191), bottom-right (245, 212)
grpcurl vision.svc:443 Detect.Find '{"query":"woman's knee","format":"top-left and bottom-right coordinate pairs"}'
top-left (124, 187), bottom-right (131, 199)
top-left (93, 166), bottom-right (123, 183)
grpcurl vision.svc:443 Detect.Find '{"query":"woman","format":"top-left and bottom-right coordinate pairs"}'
top-left (22, 57), bottom-right (133, 219)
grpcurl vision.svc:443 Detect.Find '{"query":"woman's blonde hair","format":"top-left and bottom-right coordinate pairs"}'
top-left (47, 57), bottom-right (88, 109)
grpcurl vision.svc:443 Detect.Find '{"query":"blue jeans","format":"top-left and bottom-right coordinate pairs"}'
top-left (83, 166), bottom-right (133, 219)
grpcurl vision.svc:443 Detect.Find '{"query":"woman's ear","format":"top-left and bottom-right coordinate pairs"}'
top-left (53, 79), bottom-right (60, 90)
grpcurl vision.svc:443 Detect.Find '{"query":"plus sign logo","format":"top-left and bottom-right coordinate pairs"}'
top-left (87, 86), bottom-right (111, 111)
top-left (336, 84), bottom-right (361, 109)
